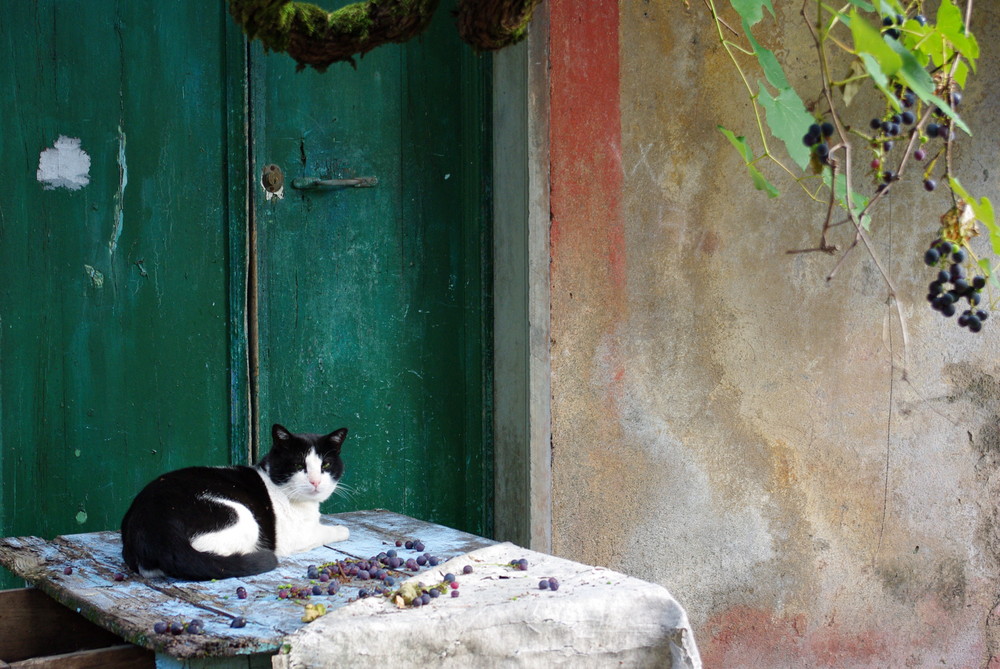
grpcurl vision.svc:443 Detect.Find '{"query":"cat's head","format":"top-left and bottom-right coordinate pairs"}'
top-left (259, 424), bottom-right (347, 503)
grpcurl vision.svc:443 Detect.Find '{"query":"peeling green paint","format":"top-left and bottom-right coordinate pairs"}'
top-left (83, 265), bottom-right (105, 289)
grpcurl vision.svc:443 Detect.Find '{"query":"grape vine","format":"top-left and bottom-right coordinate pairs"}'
top-left (703, 0), bottom-right (997, 342)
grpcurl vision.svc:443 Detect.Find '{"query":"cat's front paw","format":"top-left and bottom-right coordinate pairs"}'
top-left (321, 524), bottom-right (349, 544)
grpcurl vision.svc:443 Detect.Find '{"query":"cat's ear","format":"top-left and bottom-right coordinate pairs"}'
top-left (272, 424), bottom-right (293, 445)
top-left (326, 428), bottom-right (348, 453)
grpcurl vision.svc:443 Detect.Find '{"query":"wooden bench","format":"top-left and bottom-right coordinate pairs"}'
top-left (0, 510), bottom-right (700, 668)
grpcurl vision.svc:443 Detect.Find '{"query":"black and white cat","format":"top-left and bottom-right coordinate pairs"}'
top-left (121, 424), bottom-right (350, 581)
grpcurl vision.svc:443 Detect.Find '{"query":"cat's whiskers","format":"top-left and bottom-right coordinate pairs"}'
top-left (332, 481), bottom-right (359, 504)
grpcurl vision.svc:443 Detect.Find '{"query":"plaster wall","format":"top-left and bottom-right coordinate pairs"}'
top-left (546, 1), bottom-right (1000, 666)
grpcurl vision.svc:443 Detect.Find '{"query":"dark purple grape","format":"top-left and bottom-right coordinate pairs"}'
top-left (450, 590), bottom-right (460, 598)
top-left (462, 565), bottom-right (474, 575)
top-left (548, 578), bottom-right (560, 591)
top-left (357, 570), bottom-right (370, 580)
top-left (307, 565), bottom-right (319, 579)
top-left (311, 585), bottom-right (323, 596)
top-left (968, 315), bottom-right (982, 332)
top-left (950, 91), bottom-right (962, 107)
top-left (914, 148), bottom-right (926, 161)
top-left (231, 616), bottom-right (247, 629)
top-left (883, 140), bottom-right (894, 152)
top-left (942, 303), bottom-right (957, 317)
top-left (976, 310), bottom-right (989, 321)
top-left (926, 123), bottom-right (940, 138)
top-left (416, 556), bottom-right (427, 567)
top-left (953, 249), bottom-right (966, 263)
top-left (113, 572), bottom-right (126, 582)
top-left (924, 179), bottom-right (936, 192)
top-left (405, 540), bottom-right (414, 550)
top-left (63, 566), bottom-right (73, 575)
top-left (821, 122), bottom-right (834, 137)
top-left (881, 15), bottom-right (894, 26)
top-left (973, 276), bottom-right (987, 290)
top-left (958, 312), bottom-right (970, 327)
top-left (969, 292), bottom-right (982, 306)
top-left (517, 558), bottom-right (529, 571)
top-left (902, 91), bottom-right (916, 107)
top-left (395, 540), bottom-right (403, 547)
top-left (951, 264), bottom-right (965, 281)
top-left (187, 619), bottom-right (204, 634)
top-left (236, 586), bottom-right (248, 599)
top-left (420, 593), bottom-right (431, 605)
top-left (901, 111), bottom-right (915, 125)
top-left (914, 14), bottom-right (926, 26)
top-left (444, 573), bottom-right (456, 583)
top-left (405, 559), bottom-right (419, 571)
top-left (278, 589), bottom-right (290, 600)
top-left (429, 589), bottom-right (440, 598)
top-left (170, 622), bottom-right (185, 635)
top-left (327, 583), bottom-right (340, 595)
top-left (411, 596), bottom-right (423, 607)
top-left (929, 281), bottom-right (943, 295)
top-left (954, 279), bottom-right (970, 294)
top-left (924, 248), bottom-right (940, 266)
top-left (870, 118), bottom-right (882, 130)
top-left (539, 579), bottom-right (550, 590)
top-left (428, 556), bottom-right (440, 567)
top-left (882, 170), bottom-right (895, 183)
top-left (386, 549), bottom-right (397, 558)
top-left (413, 541), bottom-right (425, 552)
top-left (153, 621), bottom-right (168, 634)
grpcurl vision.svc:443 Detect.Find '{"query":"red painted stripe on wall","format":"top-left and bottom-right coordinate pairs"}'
top-left (549, 0), bottom-right (625, 290)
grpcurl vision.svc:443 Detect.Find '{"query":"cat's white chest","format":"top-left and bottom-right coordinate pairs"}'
top-left (259, 470), bottom-right (350, 556)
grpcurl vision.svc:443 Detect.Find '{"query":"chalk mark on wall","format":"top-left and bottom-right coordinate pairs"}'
top-left (36, 136), bottom-right (91, 191)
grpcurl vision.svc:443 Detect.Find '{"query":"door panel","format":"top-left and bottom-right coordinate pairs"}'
top-left (251, 2), bottom-right (492, 535)
top-left (0, 3), bottom-right (242, 587)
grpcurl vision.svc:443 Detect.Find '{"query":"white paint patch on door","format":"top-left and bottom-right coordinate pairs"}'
top-left (37, 136), bottom-right (91, 191)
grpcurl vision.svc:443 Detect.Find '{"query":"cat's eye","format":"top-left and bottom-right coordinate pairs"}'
top-left (322, 462), bottom-right (331, 471)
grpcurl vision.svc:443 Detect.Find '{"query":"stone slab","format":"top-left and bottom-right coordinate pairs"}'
top-left (273, 542), bottom-right (701, 668)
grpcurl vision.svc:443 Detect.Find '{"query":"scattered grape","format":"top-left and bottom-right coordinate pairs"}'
top-left (236, 586), bottom-right (248, 599)
top-left (462, 565), bottom-right (474, 575)
top-left (923, 179), bottom-right (936, 192)
top-left (914, 149), bottom-right (926, 161)
top-left (451, 590), bottom-right (460, 598)
top-left (113, 572), bottom-right (126, 582)
top-left (169, 622), bottom-right (185, 635)
top-left (548, 578), bottom-right (560, 592)
top-left (63, 566), bottom-right (73, 575)
top-left (231, 616), bottom-right (247, 629)
top-left (153, 621), bottom-right (168, 634)
top-left (539, 579), bottom-right (550, 590)
top-left (924, 249), bottom-right (940, 266)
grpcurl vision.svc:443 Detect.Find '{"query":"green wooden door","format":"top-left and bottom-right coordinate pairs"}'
top-left (1, 1), bottom-right (492, 589)
top-left (250, 3), bottom-right (492, 536)
top-left (0, 3), bottom-right (246, 588)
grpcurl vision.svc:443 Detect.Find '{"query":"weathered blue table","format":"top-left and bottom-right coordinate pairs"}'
top-left (0, 510), bottom-right (701, 668)
top-left (0, 510), bottom-right (494, 668)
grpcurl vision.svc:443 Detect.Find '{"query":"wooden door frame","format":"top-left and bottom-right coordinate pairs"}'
top-left (491, 6), bottom-right (552, 552)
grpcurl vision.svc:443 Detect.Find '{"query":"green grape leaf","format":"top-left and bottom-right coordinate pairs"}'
top-left (744, 20), bottom-right (789, 91)
top-left (850, 10), bottom-right (901, 76)
top-left (748, 164), bottom-right (781, 198)
top-left (857, 53), bottom-right (899, 110)
top-left (718, 126), bottom-right (781, 198)
top-left (950, 177), bottom-right (999, 255)
top-left (882, 38), bottom-right (971, 134)
top-left (824, 170), bottom-right (871, 230)
top-left (757, 83), bottom-right (813, 170)
top-left (840, 59), bottom-right (867, 107)
top-left (977, 258), bottom-right (998, 285)
top-left (844, 0), bottom-right (874, 11)
top-left (936, 0), bottom-right (979, 69)
top-left (718, 126), bottom-right (753, 162)
top-left (729, 0), bottom-right (774, 27)
top-left (953, 59), bottom-right (970, 89)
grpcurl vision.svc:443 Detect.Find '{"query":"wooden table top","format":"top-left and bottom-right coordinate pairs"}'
top-left (0, 509), bottom-right (495, 660)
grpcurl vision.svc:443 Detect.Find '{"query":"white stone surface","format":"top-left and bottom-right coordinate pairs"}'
top-left (273, 542), bottom-right (700, 668)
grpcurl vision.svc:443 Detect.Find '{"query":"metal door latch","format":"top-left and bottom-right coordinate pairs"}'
top-left (291, 176), bottom-right (379, 190)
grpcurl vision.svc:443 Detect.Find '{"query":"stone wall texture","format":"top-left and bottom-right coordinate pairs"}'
top-left (546, 1), bottom-right (1000, 666)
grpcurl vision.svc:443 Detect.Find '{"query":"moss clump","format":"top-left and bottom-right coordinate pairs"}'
top-left (229, 0), bottom-right (541, 70)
